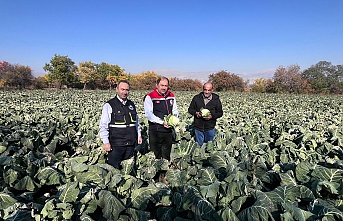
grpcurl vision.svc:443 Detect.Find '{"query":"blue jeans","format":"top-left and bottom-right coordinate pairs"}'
top-left (194, 128), bottom-right (215, 147)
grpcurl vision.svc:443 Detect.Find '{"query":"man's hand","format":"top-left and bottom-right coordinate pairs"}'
top-left (203, 114), bottom-right (212, 120)
top-left (138, 136), bottom-right (142, 144)
top-left (163, 121), bottom-right (171, 128)
top-left (103, 143), bottom-right (111, 152)
top-left (195, 111), bottom-right (202, 118)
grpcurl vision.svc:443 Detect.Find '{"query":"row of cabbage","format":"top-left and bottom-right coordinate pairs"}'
top-left (0, 90), bottom-right (342, 221)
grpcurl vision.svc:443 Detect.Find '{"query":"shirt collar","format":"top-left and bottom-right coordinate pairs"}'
top-left (116, 95), bottom-right (127, 105)
top-left (202, 93), bottom-right (212, 101)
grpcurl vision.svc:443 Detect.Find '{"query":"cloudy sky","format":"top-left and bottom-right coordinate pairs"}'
top-left (1, 0), bottom-right (342, 82)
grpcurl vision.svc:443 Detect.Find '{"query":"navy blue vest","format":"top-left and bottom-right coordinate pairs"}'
top-left (107, 97), bottom-right (137, 146)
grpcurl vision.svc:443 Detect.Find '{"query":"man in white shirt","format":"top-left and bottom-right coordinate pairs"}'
top-left (99, 80), bottom-right (142, 169)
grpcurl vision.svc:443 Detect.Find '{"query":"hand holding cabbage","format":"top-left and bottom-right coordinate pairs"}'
top-left (164, 114), bottom-right (180, 127)
top-left (200, 108), bottom-right (211, 117)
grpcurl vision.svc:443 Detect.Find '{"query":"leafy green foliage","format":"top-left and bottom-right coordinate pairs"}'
top-left (0, 90), bottom-right (343, 220)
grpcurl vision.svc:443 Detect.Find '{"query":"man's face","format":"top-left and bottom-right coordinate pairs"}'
top-left (203, 83), bottom-right (213, 98)
top-left (116, 82), bottom-right (130, 100)
top-left (156, 79), bottom-right (169, 94)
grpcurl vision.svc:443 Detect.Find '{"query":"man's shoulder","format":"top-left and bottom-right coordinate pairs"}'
top-left (212, 93), bottom-right (220, 99)
top-left (106, 97), bottom-right (118, 104)
top-left (147, 90), bottom-right (157, 97)
top-left (193, 92), bottom-right (203, 99)
top-left (127, 99), bottom-right (137, 106)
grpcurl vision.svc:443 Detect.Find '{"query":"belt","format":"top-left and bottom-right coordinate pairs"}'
top-left (109, 123), bottom-right (136, 128)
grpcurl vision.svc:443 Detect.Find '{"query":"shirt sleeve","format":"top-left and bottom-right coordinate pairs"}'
top-left (212, 97), bottom-right (223, 120)
top-left (136, 114), bottom-right (141, 137)
top-left (172, 97), bottom-right (179, 117)
top-left (99, 103), bottom-right (112, 144)
top-left (144, 95), bottom-right (164, 124)
top-left (188, 96), bottom-right (197, 115)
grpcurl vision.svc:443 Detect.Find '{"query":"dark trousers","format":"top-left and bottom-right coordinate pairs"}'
top-left (107, 145), bottom-right (134, 169)
top-left (149, 130), bottom-right (172, 161)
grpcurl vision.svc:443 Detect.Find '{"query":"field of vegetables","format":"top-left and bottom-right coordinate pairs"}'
top-left (0, 90), bottom-right (343, 221)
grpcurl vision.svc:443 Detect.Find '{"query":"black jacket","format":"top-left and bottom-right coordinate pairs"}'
top-left (188, 92), bottom-right (223, 132)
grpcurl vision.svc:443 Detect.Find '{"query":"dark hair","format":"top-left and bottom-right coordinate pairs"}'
top-left (156, 76), bottom-right (169, 85)
top-left (117, 80), bottom-right (130, 87)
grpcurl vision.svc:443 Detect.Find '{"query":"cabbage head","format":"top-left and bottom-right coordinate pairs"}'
top-left (164, 114), bottom-right (180, 127)
top-left (200, 108), bottom-right (211, 117)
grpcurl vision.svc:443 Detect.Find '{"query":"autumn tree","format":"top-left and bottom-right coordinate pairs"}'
top-left (77, 61), bottom-right (97, 89)
top-left (93, 62), bottom-right (127, 89)
top-left (208, 70), bottom-right (247, 92)
top-left (32, 75), bottom-right (49, 89)
top-left (130, 71), bottom-right (161, 90)
top-left (273, 64), bottom-right (311, 94)
top-left (169, 78), bottom-right (202, 91)
top-left (251, 78), bottom-right (272, 93)
top-left (0, 61), bottom-right (33, 89)
top-left (0, 61), bottom-right (12, 88)
top-left (43, 54), bottom-right (78, 89)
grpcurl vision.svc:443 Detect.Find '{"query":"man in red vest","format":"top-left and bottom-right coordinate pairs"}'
top-left (144, 77), bottom-right (179, 184)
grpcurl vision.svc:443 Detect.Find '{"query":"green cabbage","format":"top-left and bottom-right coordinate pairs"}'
top-left (164, 114), bottom-right (180, 127)
top-left (200, 108), bottom-right (211, 117)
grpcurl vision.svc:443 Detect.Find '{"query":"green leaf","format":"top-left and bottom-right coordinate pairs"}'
top-left (75, 165), bottom-right (106, 185)
top-left (196, 168), bottom-right (218, 186)
top-left (295, 161), bottom-right (315, 184)
top-left (209, 151), bottom-right (237, 173)
top-left (199, 181), bottom-right (220, 199)
top-left (310, 198), bottom-right (343, 221)
top-left (281, 201), bottom-right (315, 221)
top-left (2, 208), bottom-right (33, 221)
top-left (121, 157), bottom-right (134, 175)
top-left (237, 191), bottom-right (275, 221)
top-left (157, 207), bottom-right (177, 221)
top-left (59, 182), bottom-right (80, 203)
top-left (166, 169), bottom-right (189, 187)
top-left (219, 207), bottom-right (240, 221)
top-left (40, 199), bottom-right (58, 219)
top-left (3, 168), bottom-right (19, 186)
top-left (195, 199), bottom-right (222, 221)
top-left (125, 207), bottom-right (151, 221)
top-left (97, 190), bottom-right (125, 220)
top-left (311, 165), bottom-right (343, 183)
top-left (266, 185), bottom-right (314, 213)
top-left (0, 192), bottom-right (17, 210)
top-left (129, 185), bottom-right (159, 210)
top-left (14, 176), bottom-right (38, 191)
top-left (79, 215), bottom-right (95, 221)
top-left (35, 166), bottom-right (62, 185)
top-left (280, 170), bottom-right (297, 186)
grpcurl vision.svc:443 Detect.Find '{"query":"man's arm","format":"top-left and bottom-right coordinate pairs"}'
top-left (136, 114), bottom-right (142, 144)
top-left (188, 96), bottom-right (197, 115)
top-left (212, 98), bottom-right (223, 120)
top-left (99, 103), bottom-right (112, 151)
top-left (188, 95), bottom-right (202, 118)
top-left (143, 95), bottom-right (164, 124)
top-left (172, 97), bottom-right (179, 117)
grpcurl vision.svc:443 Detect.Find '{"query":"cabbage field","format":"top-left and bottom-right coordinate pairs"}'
top-left (0, 90), bottom-right (343, 221)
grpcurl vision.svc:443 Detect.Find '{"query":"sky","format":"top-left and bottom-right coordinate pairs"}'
top-left (1, 0), bottom-right (343, 82)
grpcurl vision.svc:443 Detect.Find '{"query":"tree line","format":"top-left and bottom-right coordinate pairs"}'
top-left (1, 54), bottom-right (342, 94)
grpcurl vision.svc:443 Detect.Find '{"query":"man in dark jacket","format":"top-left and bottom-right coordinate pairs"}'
top-left (99, 80), bottom-right (142, 169)
top-left (188, 82), bottom-right (223, 146)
